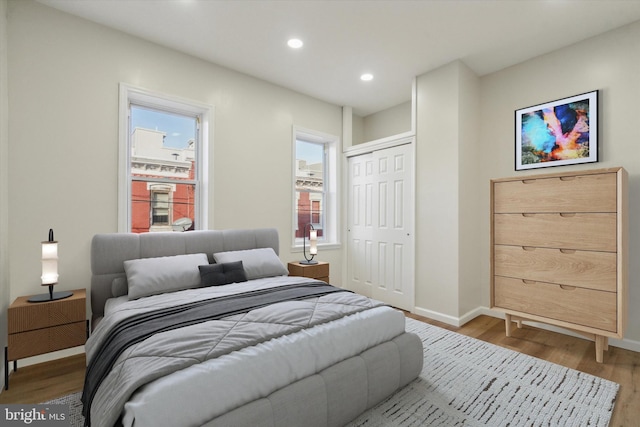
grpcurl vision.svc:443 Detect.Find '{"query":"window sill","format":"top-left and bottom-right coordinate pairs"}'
top-left (290, 242), bottom-right (341, 253)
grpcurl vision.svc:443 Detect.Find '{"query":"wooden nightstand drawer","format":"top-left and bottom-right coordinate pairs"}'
top-left (8, 294), bottom-right (86, 333)
top-left (8, 321), bottom-right (86, 360)
top-left (6, 289), bottom-right (86, 359)
top-left (288, 262), bottom-right (330, 282)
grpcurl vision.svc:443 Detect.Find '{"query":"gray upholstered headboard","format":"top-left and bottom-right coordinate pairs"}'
top-left (90, 228), bottom-right (280, 325)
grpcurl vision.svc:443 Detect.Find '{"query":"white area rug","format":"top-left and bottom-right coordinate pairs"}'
top-left (45, 317), bottom-right (618, 427)
top-left (347, 318), bottom-right (618, 426)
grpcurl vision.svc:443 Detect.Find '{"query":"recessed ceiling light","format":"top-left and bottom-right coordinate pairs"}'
top-left (287, 39), bottom-right (303, 49)
top-left (360, 73), bottom-right (374, 81)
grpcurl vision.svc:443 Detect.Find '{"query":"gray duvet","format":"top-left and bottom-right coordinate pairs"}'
top-left (84, 276), bottom-right (389, 427)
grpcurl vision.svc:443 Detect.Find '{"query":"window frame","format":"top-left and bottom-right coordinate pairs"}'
top-left (149, 185), bottom-right (172, 228)
top-left (292, 126), bottom-right (340, 250)
top-left (119, 84), bottom-right (212, 233)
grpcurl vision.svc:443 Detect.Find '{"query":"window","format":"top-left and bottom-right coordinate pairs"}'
top-left (293, 127), bottom-right (339, 248)
top-left (150, 187), bottom-right (171, 227)
top-left (119, 84), bottom-right (211, 233)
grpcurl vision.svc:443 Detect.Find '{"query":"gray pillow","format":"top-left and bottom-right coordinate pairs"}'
top-left (198, 261), bottom-right (247, 287)
top-left (111, 277), bottom-right (128, 298)
top-left (124, 253), bottom-right (209, 300)
top-left (213, 248), bottom-right (288, 280)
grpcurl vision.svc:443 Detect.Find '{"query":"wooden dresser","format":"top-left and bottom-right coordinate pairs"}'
top-left (490, 167), bottom-right (627, 363)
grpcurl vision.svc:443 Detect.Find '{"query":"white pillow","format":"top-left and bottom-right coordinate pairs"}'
top-left (124, 253), bottom-right (209, 300)
top-left (213, 248), bottom-right (288, 280)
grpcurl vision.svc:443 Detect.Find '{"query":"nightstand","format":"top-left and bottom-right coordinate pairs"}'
top-left (288, 261), bottom-right (330, 283)
top-left (4, 288), bottom-right (87, 390)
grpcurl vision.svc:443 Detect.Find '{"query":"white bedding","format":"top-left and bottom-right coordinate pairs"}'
top-left (91, 276), bottom-right (405, 427)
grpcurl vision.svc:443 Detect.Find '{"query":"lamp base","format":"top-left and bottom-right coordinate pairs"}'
top-left (28, 291), bottom-right (74, 303)
top-left (299, 260), bottom-right (318, 265)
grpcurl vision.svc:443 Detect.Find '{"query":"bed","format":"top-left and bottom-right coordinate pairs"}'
top-left (85, 228), bottom-right (423, 427)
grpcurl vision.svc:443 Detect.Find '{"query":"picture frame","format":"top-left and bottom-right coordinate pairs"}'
top-left (515, 90), bottom-right (598, 171)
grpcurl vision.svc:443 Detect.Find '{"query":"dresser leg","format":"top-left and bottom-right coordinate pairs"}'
top-left (505, 314), bottom-right (513, 337)
top-left (595, 335), bottom-right (608, 363)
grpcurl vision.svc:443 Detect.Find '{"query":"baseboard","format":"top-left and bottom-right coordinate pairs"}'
top-left (413, 305), bottom-right (640, 354)
top-left (412, 306), bottom-right (464, 326)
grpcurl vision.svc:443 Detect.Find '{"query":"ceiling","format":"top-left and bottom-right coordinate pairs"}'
top-left (37, 0), bottom-right (640, 116)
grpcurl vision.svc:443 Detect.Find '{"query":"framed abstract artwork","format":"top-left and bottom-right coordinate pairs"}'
top-left (515, 90), bottom-right (598, 171)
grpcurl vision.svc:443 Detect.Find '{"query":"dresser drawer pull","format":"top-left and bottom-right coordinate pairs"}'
top-left (522, 179), bottom-right (537, 184)
top-left (522, 213), bottom-right (535, 217)
top-left (559, 176), bottom-right (577, 181)
top-left (559, 213), bottom-right (576, 218)
top-left (559, 249), bottom-right (576, 254)
top-left (522, 279), bottom-right (536, 285)
top-left (559, 285), bottom-right (577, 291)
top-left (522, 246), bottom-right (536, 251)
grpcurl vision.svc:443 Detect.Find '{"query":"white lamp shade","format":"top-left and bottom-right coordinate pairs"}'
top-left (41, 259), bottom-right (58, 285)
top-left (41, 240), bottom-right (58, 284)
top-left (309, 229), bottom-right (317, 255)
top-left (42, 241), bottom-right (58, 259)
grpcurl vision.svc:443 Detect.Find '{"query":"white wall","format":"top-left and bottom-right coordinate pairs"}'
top-left (362, 101), bottom-right (411, 143)
top-left (414, 60), bottom-right (481, 323)
top-left (6, 0), bottom-right (344, 315)
top-left (351, 101), bottom-right (412, 146)
top-left (415, 61), bottom-right (463, 320)
top-left (0, 0), bottom-right (9, 386)
top-left (351, 113), bottom-right (364, 147)
top-left (457, 64), bottom-right (481, 317)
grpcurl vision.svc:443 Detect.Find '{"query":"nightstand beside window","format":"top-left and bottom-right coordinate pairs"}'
top-left (4, 288), bottom-right (87, 390)
top-left (288, 261), bottom-right (330, 283)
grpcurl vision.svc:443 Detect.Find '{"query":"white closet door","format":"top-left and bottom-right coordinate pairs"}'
top-left (347, 152), bottom-right (374, 297)
top-left (347, 142), bottom-right (414, 310)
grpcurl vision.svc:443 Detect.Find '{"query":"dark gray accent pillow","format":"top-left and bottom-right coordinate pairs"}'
top-left (199, 261), bottom-right (248, 287)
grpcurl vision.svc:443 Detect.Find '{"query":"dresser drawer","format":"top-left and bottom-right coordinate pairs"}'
top-left (493, 173), bottom-right (617, 213)
top-left (494, 245), bottom-right (616, 292)
top-left (8, 321), bottom-right (86, 360)
top-left (493, 276), bottom-right (617, 332)
top-left (494, 213), bottom-right (616, 252)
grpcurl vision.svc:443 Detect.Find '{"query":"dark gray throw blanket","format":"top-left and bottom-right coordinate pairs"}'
top-left (81, 282), bottom-right (348, 427)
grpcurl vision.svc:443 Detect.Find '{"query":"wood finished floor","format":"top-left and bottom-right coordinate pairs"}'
top-left (1, 315), bottom-right (638, 426)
